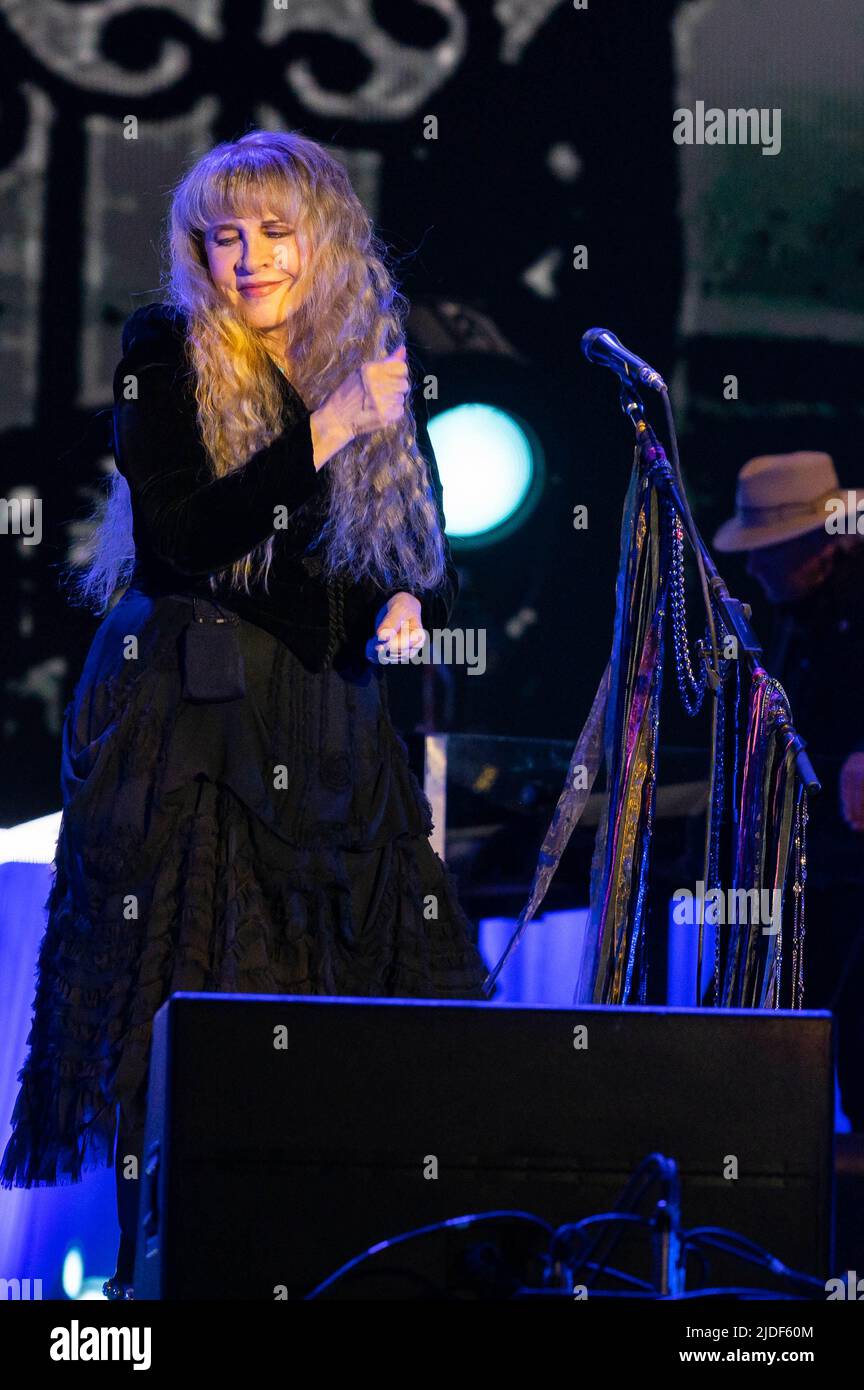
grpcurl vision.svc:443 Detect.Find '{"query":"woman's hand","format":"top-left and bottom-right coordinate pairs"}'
top-left (310, 344), bottom-right (409, 469)
top-left (366, 592), bottom-right (426, 664)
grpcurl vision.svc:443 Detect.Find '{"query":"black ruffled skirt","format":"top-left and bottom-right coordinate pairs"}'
top-left (1, 588), bottom-right (487, 1188)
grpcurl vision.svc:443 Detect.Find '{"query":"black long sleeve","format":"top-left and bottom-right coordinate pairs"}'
top-left (112, 306), bottom-right (325, 577)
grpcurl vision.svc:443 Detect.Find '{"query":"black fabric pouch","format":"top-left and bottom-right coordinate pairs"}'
top-left (180, 597), bottom-right (246, 702)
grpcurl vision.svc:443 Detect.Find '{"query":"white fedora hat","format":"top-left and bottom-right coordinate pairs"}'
top-left (713, 452), bottom-right (855, 552)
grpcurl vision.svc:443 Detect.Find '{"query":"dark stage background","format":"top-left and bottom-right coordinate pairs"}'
top-left (1, 0), bottom-right (862, 825)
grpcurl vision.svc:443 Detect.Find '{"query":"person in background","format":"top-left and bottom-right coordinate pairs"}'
top-left (714, 451), bottom-right (864, 1131)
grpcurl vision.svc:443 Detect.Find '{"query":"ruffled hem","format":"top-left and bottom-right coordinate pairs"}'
top-left (2, 776), bottom-right (487, 1191)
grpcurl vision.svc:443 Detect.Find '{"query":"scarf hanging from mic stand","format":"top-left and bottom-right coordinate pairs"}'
top-left (720, 673), bottom-right (807, 1009)
top-left (584, 449), bottom-right (670, 1004)
top-left (483, 424), bottom-right (809, 1010)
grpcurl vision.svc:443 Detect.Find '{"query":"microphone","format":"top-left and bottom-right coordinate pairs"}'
top-left (581, 327), bottom-right (667, 393)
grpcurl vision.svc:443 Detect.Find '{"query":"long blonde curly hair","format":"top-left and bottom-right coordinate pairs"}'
top-left (73, 129), bottom-right (446, 611)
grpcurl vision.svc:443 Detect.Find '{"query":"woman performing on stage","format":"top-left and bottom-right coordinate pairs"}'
top-left (0, 129), bottom-right (487, 1297)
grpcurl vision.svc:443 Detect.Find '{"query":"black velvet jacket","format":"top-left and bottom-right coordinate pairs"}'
top-left (111, 302), bottom-right (458, 672)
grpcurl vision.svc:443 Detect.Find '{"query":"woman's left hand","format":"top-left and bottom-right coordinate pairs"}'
top-left (367, 592), bottom-right (426, 664)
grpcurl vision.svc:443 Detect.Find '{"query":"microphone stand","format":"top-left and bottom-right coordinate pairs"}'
top-left (485, 365), bottom-right (819, 1004)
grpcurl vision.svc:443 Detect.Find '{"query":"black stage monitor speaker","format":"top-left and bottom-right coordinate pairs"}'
top-left (135, 995), bottom-right (834, 1299)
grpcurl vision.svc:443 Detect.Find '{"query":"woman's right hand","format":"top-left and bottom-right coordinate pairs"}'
top-left (309, 345), bottom-right (409, 469)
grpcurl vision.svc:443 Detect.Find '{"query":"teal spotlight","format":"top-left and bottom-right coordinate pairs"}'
top-left (428, 404), bottom-right (542, 546)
